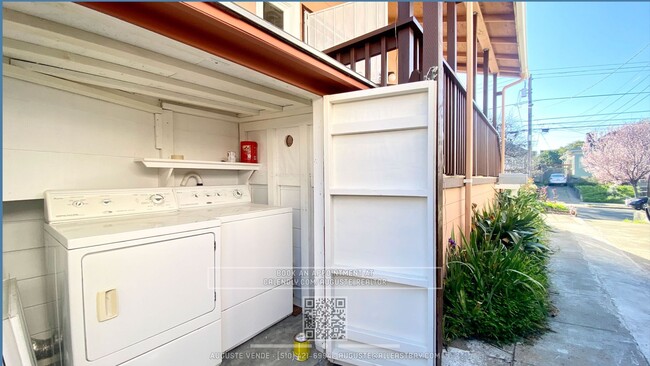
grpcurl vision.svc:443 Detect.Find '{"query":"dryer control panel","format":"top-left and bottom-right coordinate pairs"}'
top-left (44, 188), bottom-right (178, 223)
top-left (174, 185), bottom-right (252, 208)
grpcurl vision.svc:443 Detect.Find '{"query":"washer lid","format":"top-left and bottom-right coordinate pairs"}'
top-left (180, 203), bottom-right (292, 222)
top-left (45, 212), bottom-right (220, 250)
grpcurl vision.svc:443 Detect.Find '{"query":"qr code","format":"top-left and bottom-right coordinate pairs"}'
top-left (303, 297), bottom-right (347, 341)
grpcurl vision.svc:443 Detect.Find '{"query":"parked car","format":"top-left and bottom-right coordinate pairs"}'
top-left (548, 173), bottom-right (568, 186)
top-left (628, 197), bottom-right (650, 221)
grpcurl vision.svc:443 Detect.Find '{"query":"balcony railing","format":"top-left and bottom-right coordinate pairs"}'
top-left (325, 20), bottom-right (501, 177)
top-left (443, 61), bottom-right (501, 177)
top-left (324, 17), bottom-right (423, 86)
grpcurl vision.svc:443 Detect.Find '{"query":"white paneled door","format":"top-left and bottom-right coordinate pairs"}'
top-left (317, 81), bottom-right (437, 365)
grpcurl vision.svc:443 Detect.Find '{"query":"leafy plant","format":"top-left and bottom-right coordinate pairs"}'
top-left (576, 184), bottom-right (635, 203)
top-left (473, 187), bottom-right (550, 258)
top-left (542, 201), bottom-right (569, 212)
top-left (444, 231), bottom-right (550, 344)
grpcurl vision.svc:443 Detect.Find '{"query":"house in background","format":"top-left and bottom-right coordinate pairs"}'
top-left (563, 148), bottom-right (592, 179)
top-left (2, 2), bottom-right (527, 365)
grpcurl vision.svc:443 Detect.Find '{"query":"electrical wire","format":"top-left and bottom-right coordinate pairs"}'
top-left (537, 43), bottom-right (650, 110)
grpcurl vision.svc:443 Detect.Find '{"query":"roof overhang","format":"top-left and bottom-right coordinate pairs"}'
top-left (387, 2), bottom-right (528, 78)
top-left (79, 2), bottom-right (373, 96)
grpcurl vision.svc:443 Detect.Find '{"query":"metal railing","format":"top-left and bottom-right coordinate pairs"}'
top-left (324, 24), bottom-right (501, 177)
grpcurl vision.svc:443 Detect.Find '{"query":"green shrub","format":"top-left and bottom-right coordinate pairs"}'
top-left (473, 187), bottom-right (550, 258)
top-left (568, 177), bottom-right (598, 187)
top-left (575, 184), bottom-right (634, 203)
top-left (542, 201), bottom-right (569, 212)
top-left (444, 232), bottom-right (550, 344)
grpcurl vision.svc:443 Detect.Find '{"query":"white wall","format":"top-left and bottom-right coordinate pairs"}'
top-left (169, 111), bottom-right (241, 187)
top-left (2, 77), bottom-right (160, 201)
top-left (240, 112), bottom-right (314, 306)
top-left (2, 77), bottom-right (240, 339)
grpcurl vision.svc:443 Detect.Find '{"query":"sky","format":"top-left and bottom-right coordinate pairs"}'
top-left (493, 2), bottom-right (650, 152)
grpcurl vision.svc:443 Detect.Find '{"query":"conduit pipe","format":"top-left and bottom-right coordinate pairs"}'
top-left (499, 76), bottom-right (527, 173)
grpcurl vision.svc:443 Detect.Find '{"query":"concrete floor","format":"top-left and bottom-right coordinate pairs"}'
top-left (221, 315), bottom-right (332, 366)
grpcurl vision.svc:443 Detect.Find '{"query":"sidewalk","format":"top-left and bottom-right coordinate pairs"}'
top-left (442, 214), bottom-right (649, 366)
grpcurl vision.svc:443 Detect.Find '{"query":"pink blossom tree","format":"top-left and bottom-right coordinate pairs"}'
top-left (582, 121), bottom-right (650, 197)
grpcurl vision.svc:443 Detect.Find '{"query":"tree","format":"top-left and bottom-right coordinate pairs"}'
top-left (557, 140), bottom-right (583, 156)
top-left (501, 113), bottom-right (528, 173)
top-left (582, 121), bottom-right (650, 197)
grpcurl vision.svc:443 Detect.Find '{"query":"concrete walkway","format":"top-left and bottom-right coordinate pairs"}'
top-left (443, 214), bottom-right (649, 366)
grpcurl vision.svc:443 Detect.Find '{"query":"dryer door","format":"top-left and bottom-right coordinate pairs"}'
top-left (81, 232), bottom-right (216, 361)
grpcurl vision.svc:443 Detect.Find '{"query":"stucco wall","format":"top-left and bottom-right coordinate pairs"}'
top-left (442, 182), bottom-right (496, 268)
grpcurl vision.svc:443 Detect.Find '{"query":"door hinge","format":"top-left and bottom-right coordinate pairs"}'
top-left (214, 241), bottom-right (216, 251)
top-left (214, 291), bottom-right (217, 302)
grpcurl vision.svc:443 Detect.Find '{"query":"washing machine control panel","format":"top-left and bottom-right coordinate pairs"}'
top-left (44, 188), bottom-right (178, 223)
top-left (175, 185), bottom-right (252, 208)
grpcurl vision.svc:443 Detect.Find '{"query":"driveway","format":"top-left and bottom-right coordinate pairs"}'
top-left (443, 207), bottom-right (650, 366)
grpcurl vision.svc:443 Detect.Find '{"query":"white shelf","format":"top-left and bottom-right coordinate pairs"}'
top-left (136, 158), bottom-right (260, 171)
top-left (135, 158), bottom-right (260, 187)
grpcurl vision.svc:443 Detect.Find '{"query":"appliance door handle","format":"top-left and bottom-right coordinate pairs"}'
top-left (96, 289), bottom-right (119, 322)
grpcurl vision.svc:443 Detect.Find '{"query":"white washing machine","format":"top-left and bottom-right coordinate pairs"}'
top-left (173, 185), bottom-right (293, 351)
top-left (43, 188), bottom-right (222, 366)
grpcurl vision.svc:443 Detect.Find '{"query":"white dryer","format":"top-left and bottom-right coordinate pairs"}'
top-left (174, 185), bottom-right (293, 351)
top-left (44, 188), bottom-right (222, 366)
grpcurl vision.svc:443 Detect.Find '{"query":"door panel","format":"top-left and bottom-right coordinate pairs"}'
top-left (82, 233), bottom-right (216, 361)
top-left (320, 81), bottom-right (437, 365)
top-left (221, 213), bottom-right (293, 310)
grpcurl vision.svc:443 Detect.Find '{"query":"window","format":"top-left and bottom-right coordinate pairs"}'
top-left (263, 3), bottom-right (284, 29)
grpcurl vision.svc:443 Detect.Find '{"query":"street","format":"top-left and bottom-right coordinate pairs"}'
top-left (577, 206), bottom-right (635, 221)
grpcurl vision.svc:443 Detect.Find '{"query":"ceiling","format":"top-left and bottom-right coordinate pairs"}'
top-left (2, 2), bottom-right (319, 119)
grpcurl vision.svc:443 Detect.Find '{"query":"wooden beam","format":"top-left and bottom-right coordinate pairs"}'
top-left (3, 63), bottom-right (163, 113)
top-left (423, 3), bottom-right (445, 366)
top-left (482, 13), bottom-right (515, 22)
top-left (446, 2), bottom-right (457, 71)
top-left (3, 9), bottom-right (311, 106)
top-left (397, 2), bottom-right (414, 83)
top-left (161, 102), bottom-right (239, 122)
top-left (2, 38), bottom-right (273, 113)
top-left (442, 14), bottom-right (515, 24)
top-left (454, 52), bottom-right (518, 61)
top-left (11, 60), bottom-right (260, 116)
top-left (467, 3), bottom-right (499, 73)
top-left (490, 37), bottom-right (518, 44)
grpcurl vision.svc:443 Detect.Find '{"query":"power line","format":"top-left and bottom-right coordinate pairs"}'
top-left (576, 73), bottom-right (650, 121)
top-left (529, 61), bottom-right (650, 73)
top-left (539, 43), bottom-right (650, 110)
top-left (532, 109), bottom-right (650, 122)
top-left (598, 93), bottom-right (650, 123)
top-left (537, 117), bottom-right (647, 127)
top-left (509, 120), bottom-right (644, 133)
top-left (535, 69), bottom-right (650, 80)
top-left (534, 65), bottom-right (650, 77)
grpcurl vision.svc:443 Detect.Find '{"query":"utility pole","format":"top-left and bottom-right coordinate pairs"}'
top-left (527, 74), bottom-right (533, 176)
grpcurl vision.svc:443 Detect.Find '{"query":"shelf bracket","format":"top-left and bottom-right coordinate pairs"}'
top-left (159, 168), bottom-right (174, 187)
top-left (238, 170), bottom-right (256, 184)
